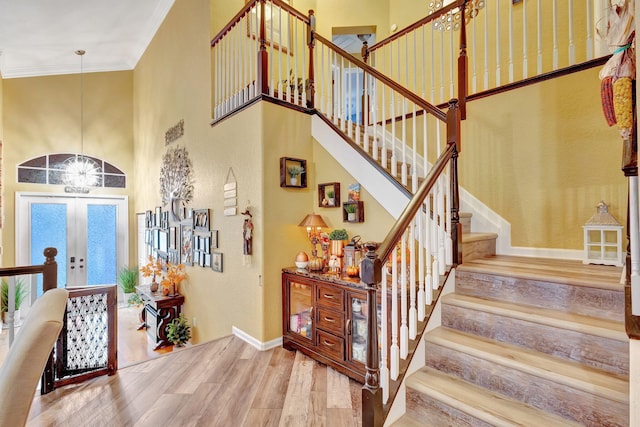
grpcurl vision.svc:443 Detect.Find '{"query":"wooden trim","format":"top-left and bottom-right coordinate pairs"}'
top-left (466, 56), bottom-right (610, 103)
top-left (313, 33), bottom-right (447, 122)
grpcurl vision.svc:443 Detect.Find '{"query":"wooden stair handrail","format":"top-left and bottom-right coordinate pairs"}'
top-left (312, 32), bottom-right (447, 122)
top-left (367, 0), bottom-right (466, 52)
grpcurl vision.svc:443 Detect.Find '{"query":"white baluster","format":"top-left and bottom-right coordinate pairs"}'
top-left (412, 104), bottom-right (417, 193)
top-left (390, 91), bottom-right (397, 177)
top-left (586, 0), bottom-right (593, 60)
top-left (390, 246), bottom-right (399, 380)
top-left (409, 221), bottom-right (417, 340)
top-left (418, 209), bottom-right (426, 320)
top-left (381, 84), bottom-right (387, 168)
top-left (552, 0), bottom-right (559, 70)
top-left (445, 167), bottom-right (453, 266)
top-left (425, 201), bottom-right (433, 304)
top-left (294, 18), bottom-right (300, 103)
top-left (496, 0), bottom-right (502, 86)
top-left (431, 23), bottom-right (437, 103)
top-left (381, 266), bottom-right (390, 403)
top-left (483, 0), bottom-right (489, 90)
top-left (401, 98), bottom-right (407, 186)
top-left (508, 0), bottom-right (514, 83)
top-left (522, 0), bottom-right (528, 79)
top-left (537, 0), bottom-right (543, 74)
top-left (449, 27), bottom-right (455, 98)
top-left (438, 178), bottom-right (446, 274)
top-left (472, 7), bottom-right (478, 93)
top-left (400, 232), bottom-right (408, 359)
top-left (568, 0), bottom-right (575, 65)
top-left (439, 29), bottom-right (445, 102)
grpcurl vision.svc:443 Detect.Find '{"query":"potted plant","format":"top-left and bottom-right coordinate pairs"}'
top-left (166, 314), bottom-right (191, 347)
top-left (287, 165), bottom-right (305, 185)
top-left (327, 190), bottom-right (335, 206)
top-left (344, 203), bottom-right (357, 221)
top-left (118, 265), bottom-right (138, 303)
top-left (328, 228), bottom-right (349, 258)
top-left (1, 278), bottom-right (28, 325)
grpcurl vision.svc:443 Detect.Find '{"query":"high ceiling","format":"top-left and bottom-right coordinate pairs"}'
top-left (0, 0), bottom-right (175, 79)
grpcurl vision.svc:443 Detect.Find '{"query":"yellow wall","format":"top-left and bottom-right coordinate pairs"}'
top-left (460, 67), bottom-right (626, 249)
top-left (2, 71), bottom-right (134, 266)
top-left (0, 72), bottom-right (3, 256)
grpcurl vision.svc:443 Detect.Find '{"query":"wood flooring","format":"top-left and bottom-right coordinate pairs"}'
top-left (27, 335), bottom-right (363, 426)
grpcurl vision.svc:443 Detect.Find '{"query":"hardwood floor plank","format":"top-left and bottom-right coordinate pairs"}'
top-left (327, 367), bottom-right (352, 409)
top-left (278, 351), bottom-right (315, 425)
top-left (251, 348), bottom-right (296, 409)
top-left (133, 393), bottom-right (191, 427)
top-left (242, 409), bottom-right (283, 427)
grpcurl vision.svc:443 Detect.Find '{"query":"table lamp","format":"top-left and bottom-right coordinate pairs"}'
top-left (298, 213), bottom-right (328, 257)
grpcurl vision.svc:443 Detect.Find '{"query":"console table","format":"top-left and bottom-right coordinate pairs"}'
top-left (136, 285), bottom-right (185, 349)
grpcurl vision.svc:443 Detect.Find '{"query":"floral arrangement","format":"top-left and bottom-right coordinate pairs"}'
top-left (161, 262), bottom-right (187, 295)
top-left (140, 255), bottom-right (187, 295)
top-left (140, 255), bottom-right (162, 283)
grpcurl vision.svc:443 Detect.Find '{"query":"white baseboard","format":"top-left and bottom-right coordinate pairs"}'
top-left (232, 326), bottom-right (282, 351)
top-left (505, 246), bottom-right (583, 261)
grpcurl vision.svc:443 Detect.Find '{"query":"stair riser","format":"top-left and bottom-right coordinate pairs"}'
top-left (442, 304), bottom-right (629, 376)
top-left (456, 270), bottom-right (624, 322)
top-left (462, 239), bottom-right (496, 262)
top-left (424, 341), bottom-right (628, 427)
top-left (406, 388), bottom-right (495, 427)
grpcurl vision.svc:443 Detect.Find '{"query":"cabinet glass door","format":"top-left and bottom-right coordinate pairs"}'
top-left (350, 295), bottom-right (367, 364)
top-left (288, 281), bottom-right (313, 340)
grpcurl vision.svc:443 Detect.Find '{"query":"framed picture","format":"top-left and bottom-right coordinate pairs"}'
top-left (212, 230), bottom-right (219, 249)
top-left (168, 249), bottom-right (179, 265)
top-left (204, 253), bottom-right (212, 268)
top-left (158, 230), bottom-right (169, 253)
top-left (145, 210), bottom-right (153, 227)
top-left (246, 0), bottom-right (292, 54)
top-left (169, 226), bottom-right (177, 250)
top-left (318, 182), bottom-right (340, 208)
top-left (154, 206), bottom-right (162, 227)
top-left (280, 157), bottom-right (307, 188)
top-left (180, 223), bottom-right (193, 265)
top-left (212, 252), bottom-right (223, 272)
top-left (194, 209), bottom-right (210, 231)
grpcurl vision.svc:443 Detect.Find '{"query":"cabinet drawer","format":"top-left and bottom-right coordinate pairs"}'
top-left (317, 330), bottom-right (345, 360)
top-left (316, 284), bottom-right (344, 309)
top-left (316, 306), bottom-right (345, 335)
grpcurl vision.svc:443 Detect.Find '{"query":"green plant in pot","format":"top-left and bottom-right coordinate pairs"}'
top-left (326, 190), bottom-right (335, 206)
top-left (1, 278), bottom-right (28, 323)
top-left (328, 228), bottom-right (349, 257)
top-left (166, 314), bottom-right (191, 347)
top-left (287, 165), bottom-right (305, 185)
top-left (344, 203), bottom-right (357, 220)
top-left (118, 266), bottom-right (138, 295)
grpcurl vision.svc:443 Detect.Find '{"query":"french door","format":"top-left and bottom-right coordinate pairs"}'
top-left (16, 193), bottom-right (129, 293)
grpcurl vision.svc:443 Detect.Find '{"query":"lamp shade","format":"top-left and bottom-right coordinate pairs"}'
top-left (298, 213), bottom-right (328, 228)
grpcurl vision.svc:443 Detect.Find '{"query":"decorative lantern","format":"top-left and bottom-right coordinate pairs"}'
top-left (343, 235), bottom-right (362, 272)
top-left (582, 201), bottom-right (623, 267)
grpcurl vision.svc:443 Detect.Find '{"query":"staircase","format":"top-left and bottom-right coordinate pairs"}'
top-left (392, 256), bottom-right (629, 426)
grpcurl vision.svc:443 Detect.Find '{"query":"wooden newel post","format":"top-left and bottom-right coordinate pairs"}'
top-left (258, 0), bottom-right (269, 95)
top-left (42, 247), bottom-right (58, 292)
top-left (446, 99), bottom-right (462, 266)
top-left (360, 241), bottom-right (383, 427)
top-left (41, 246), bottom-right (58, 394)
top-left (306, 10), bottom-right (316, 108)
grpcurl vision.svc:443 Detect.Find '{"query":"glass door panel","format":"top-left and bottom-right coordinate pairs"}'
top-left (289, 281), bottom-right (313, 340)
top-left (87, 204), bottom-right (117, 285)
top-left (350, 295), bottom-right (367, 364)
top-left (30, 202), bottom-right (68, 295)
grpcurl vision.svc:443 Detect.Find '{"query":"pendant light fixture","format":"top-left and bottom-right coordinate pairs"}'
top-left (63, 49), bottom-right (102, 193)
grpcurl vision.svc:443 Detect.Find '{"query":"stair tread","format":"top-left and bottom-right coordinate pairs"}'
top-left (426, 327), bottom-right (629, 403)
top-left (443, 293), bottom-right (627, 340)
top-left (462, 232), bottom-right (498, 243)
top-left (407, 366), bottom-right (583, 427)
top-left (458, 255), bottom-right (623, 291)
top-left (389, 414), bottom-right (429, 427)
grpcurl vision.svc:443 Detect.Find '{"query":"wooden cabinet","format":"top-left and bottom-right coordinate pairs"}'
top-left (136, 285), bottom-right (185, 350)
top-left (282, 268), bottom-right (380, 383)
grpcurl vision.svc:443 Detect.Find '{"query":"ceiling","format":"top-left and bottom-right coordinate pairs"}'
top-left (0, 0), bottom-right (175, 79)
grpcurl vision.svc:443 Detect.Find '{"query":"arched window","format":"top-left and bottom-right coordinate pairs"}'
top-left (17, 153), bottom-right (126, 189)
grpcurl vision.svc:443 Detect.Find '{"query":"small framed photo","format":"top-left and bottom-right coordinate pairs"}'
top-left (145, 210), bottom-right (153, 227)
top-left (180, 223), bottom-right (193, 265)
top-left (154, 206), bottom-right (162, 227)
top-left (194, 208), bottom-right (210, 231)
top-left (203, 253), bottom-right (212, 268)
top-left (212, 252), bottom-right (223, 272)
top-left (169, 226), bottom-right (177, 250)
top-left (211, 230), bottom-right (219, 249)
